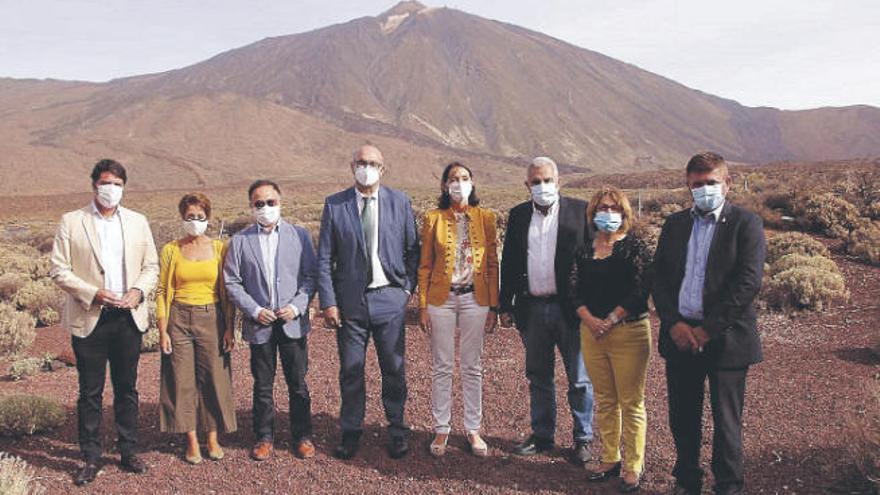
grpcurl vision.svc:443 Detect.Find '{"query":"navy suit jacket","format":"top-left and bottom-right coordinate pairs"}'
top-left (317, 186), bottom-right (419, 320)
top-left (224, 220), bottom-right (318, 343)
top-left (652, 202), bottom-right (765, 368)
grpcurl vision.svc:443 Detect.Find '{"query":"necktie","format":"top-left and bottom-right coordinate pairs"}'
top-left (362, 196), bottom-right (374, 281)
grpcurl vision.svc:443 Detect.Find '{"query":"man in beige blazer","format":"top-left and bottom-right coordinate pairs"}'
top-left (50, 159), bottom-right (159, 486)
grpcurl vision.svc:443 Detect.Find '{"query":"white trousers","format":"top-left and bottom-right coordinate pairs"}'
top-left (427, 292), bottom-right (489, 434)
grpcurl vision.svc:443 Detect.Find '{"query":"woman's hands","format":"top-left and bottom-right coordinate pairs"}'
top-left (223, 329), bottom-right (235, 353)
top-left (578, 306), bottom-right (611, 340)
top-left (159, 331), bottom-right (172, 355)
top-left (419, 308), bottom-right (432, 333)
top-left (484, 310), bottom-right (497, 334)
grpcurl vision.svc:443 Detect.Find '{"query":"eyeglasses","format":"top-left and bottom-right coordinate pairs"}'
top-left (354, 160), bottom-right (382, 168)
top-left (253, 200), bottom-right (278, 208)
top-left (596, 204), bottom-right (623, 213)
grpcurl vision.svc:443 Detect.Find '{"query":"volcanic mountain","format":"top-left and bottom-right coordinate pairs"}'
top-left (1, 1), bottom-right (878, 195)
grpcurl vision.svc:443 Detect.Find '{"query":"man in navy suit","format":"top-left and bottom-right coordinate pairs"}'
top-left (318, 145), bottom-right (420, 460)
top-left (224, 179), bottom-right (318, 461)
top-left (653, 152), bottom-right (765, 495)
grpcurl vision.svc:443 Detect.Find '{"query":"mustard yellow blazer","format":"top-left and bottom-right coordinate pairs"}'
top-left (418, 206), bottom-right (499, 309)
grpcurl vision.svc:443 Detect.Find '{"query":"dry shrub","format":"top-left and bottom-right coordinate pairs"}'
top-left (12, 279), bottom-right (63, 327)
top-left (798, 192), bottom-right (862, 238)
top-left (0, 453), bottom-right (45, 495)
top-left (766, 232), bottom-right (830, 265)
top-left (0, 303), bottom-right (36, 356)
top-left (140, 294), bottom-right (160, 353)
top-left (767, 253), bottom-right (840, 277)
top-left (847, 382), bottom-right (880, 491)
top-left (763, 266), bottom-right (849, 311)
top-left (0, 273), bottom-right (29, 301)
top-left (864, 202), bottom-right (880, 221)
top-left (7, 357), bottom-right (43, 381)
top-left (847, 221), bottom-right (880, 266)
top-left (0, 243), bottom-right (51, 280)
top-left (0, 395), bottom-right (65, 436)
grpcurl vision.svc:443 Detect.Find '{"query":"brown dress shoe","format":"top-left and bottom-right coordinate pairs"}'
top-left (294, 439), bottom-right (316, 459)
top-left (251, 441), bottom-right (273, 461)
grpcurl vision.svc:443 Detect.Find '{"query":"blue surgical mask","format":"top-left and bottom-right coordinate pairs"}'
top-left (691, 184), bottom-right (725, 212)
top-left (594, 211), bottom-right (623, 233)
top-left (530, 182), bottom-right (558, 207)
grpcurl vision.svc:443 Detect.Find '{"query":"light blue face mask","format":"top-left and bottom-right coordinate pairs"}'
top-left (594, 211), bottom-right (623, 233)
top-left (691, 184), bottom-right (725, 212)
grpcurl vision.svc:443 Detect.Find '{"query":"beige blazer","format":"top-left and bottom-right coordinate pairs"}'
top-left (50, 204), bottom-right (159, 338)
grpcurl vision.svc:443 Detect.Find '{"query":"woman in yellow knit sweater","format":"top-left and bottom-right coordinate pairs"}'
top-left (157, 193), bottom-right (236, 464)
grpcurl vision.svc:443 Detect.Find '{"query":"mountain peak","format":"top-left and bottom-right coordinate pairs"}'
top-left (380, 1), bottom-right (427, 19)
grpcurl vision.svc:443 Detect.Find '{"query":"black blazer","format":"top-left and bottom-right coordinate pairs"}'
top-left (652, 202), bottom-right (766, 369)
top-left (499, 196), bottom-right (587, 325)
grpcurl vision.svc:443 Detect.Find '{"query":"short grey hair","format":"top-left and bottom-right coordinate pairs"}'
top-left (528, 156), bottom-right (558, 177)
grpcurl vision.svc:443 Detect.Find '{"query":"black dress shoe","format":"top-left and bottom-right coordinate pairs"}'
top-left (572, 440), bottom-right (592, 464)
top-left (74, 463), bottom-right (101, 486)
top-left (120, 454), bottom-right (148, 474)
top-left (619, 475), bottom-right (641, 492)
top-left (714, 485), bottom-right (744, 495)
top-left (587, 462), bottom-right (621, 482)
top-left (388, 435), bottom-right (409, 459)
top-left (333, 436), bottom-right (360, 460)
top-left (669, 484), bottom-right (700, 495)
top-left (513, 435), bottom-right (554, 456)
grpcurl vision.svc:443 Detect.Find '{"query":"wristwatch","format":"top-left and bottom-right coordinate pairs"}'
top-left (607, 312), bottom-right (620, 325)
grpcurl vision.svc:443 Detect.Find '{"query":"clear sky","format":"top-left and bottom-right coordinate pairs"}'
top-left (0, 0), bottom-right (877, 110)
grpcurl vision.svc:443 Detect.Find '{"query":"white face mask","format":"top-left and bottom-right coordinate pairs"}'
top-left (182, 219), bottom-right (208, 237)
top-left (530, 182), bottom-right (558, 207)
top-left (448, 181), bottom-right (473, 204)
top-left (354, 165), bottom-right (381, 187)
top-left (253, 205), bottom-right (281, 227)
top-left (96, 184), bottom-right (124, 209)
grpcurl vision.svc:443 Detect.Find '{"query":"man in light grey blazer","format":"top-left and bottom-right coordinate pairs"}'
top-left (50, 159), bottom-right (158, 486)
top-left (224, 179), bottom-right (318, 461)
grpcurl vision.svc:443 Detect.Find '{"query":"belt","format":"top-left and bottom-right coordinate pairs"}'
top-left (524, 293), bottom-right (559, 303)
top-left (100, 306), bottom-right (130, 315)
top-left (365, 284), bottom-right (392, 293)
top-left (623, 312), bottom-right (650, 323)
top-left (450, 285), bottom-right (474, 295)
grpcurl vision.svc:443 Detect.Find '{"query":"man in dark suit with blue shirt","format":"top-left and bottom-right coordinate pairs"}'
top-left (318, 144), bottom-right (419, 460)
top-left (653, 152), bottom-right (766, 495)
top-left (224, 179), bottom-right (319, 462)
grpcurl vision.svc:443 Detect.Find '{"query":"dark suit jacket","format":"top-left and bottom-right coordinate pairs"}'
top-left (499, 196), bottom-right (587, 325)
top-left (317, 185), bottom-right (419, 320)
top-left (652, 202), bottom-right (766, 369)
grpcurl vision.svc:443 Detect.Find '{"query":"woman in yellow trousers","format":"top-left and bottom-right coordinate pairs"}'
top-left (569, 186), bottom-right (653, 492)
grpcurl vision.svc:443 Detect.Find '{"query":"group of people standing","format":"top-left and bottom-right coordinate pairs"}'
top-left (49, 147), bottom-right (765, 495)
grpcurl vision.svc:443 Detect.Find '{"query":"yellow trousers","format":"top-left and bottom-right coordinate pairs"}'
top-left (580, 317), bottom-right (651, 474)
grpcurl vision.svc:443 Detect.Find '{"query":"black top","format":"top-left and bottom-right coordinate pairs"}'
top-left (499, 196), bottom-right (588, 324)
top-left (568, 232), bottom-right (652, 319)
top-left (652, 202), bottom-right (766, 368)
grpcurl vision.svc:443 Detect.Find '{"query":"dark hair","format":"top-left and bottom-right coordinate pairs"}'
top-left (248, 179), bottom-right (281, 200)
top-left (178, 192), bottom-right (212, 219)
top-left (686, 151), bottom-right (727, 175)
top-left (90, 159), bottom-right (127, 185)
top-left (438, 162), bottom-right (480, 209)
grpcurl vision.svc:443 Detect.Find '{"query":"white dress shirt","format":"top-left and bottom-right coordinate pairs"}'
top-left (92, 202), bottom-right (126, 297)
top-left (527, 200), bottom-right (560, 296)
top-left (356, 188), bottom-right (391, 289)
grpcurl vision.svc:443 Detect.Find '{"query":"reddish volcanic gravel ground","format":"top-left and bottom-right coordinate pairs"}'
top-left (1, 250), bottom-right (877, 494)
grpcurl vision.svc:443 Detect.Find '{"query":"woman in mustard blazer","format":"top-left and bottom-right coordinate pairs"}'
top-left (418, 162), bottom-right (499, 458)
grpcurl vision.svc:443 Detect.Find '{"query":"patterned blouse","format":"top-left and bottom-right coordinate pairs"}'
top-left (568, 232), bottom-right (653, 319)
top-left (451, 211), bottom-right (475, 287)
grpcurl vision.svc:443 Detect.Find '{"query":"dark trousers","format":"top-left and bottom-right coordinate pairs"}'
top-left (250, 325), bottom-right (311, 442)
top-left (71, 309), bottom-right (142, 463)
top-left (337, 286), bottom-right (409, 438)
top-left (666, 358), bottom-right (748, 493)
top-left (517, 299), bottom-right (594, 443)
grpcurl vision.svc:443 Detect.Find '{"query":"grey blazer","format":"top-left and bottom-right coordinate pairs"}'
top-left (224, 219), bottom-right (318, 344)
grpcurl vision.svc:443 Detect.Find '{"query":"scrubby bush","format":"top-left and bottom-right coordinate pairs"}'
top-left (847, 222), bottom-right (880, 266)
top-left (7, 358), bottom-right (43, 381)
top-left (766, 232), bottom-right (830, 265)
top-left (864, 202), bottom-right (880, 221)
top-left (0, 303), bottom-right (36, 356)
top-left (0, 453), bottom-right (45, 495)
top-left (0, 243), bottom-right (51, 280)
top-left (0, 395), bottom-right (65, 436)
top-left (763, 266), bottom-right (849, 311)
top-left (12, 279), bottom-right (63, 327)
top-left (767, 253), bottom-right (841, 277)
top-left (798, 192), bottom-right (862, 238)
top-left (0, 273), bottom-right (29, 301)
top-left (847, 383), bottom-right (879, 492)
top-left (140, 294), bottom-right (160, 353)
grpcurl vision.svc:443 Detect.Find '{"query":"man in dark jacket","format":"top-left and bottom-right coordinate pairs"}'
top-left (653, 152), bottom-right (765, 495)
